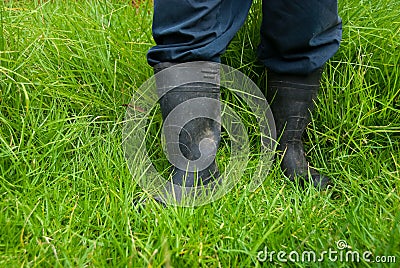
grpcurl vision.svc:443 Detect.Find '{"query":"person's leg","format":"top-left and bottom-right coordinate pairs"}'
top-left (148, 1), bottom-right (252, 198)
top-left (259, 0), bottom-right (342, 188)
top-left (147, 0), bottom-right (252, 65)
top-left (258, 0), bottom-right (342, 74)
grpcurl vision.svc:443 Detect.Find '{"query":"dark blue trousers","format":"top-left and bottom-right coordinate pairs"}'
top-left (147, 0), bottom-right (342, 75)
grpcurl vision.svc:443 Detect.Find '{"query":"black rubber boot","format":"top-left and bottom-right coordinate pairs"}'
top-left (266, 69), bottom-right (332, 189)
top-left (154, 62), bottom-right (221, 189)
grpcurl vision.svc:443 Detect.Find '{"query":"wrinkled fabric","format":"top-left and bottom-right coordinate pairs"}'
top-left (147, 0), bottom-right (342, 75)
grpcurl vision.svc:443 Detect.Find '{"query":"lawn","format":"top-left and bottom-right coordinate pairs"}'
top-left (0, 0), bottom-right (399, 267)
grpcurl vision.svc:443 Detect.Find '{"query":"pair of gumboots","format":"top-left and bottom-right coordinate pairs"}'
top-left (145, 0), bottom-right (341, 204)
top-left (152, 61), bottom-right (331, 203)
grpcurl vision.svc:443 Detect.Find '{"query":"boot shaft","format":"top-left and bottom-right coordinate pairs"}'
top-left (153, 61), bottom-right (221, 187)
top-left (266, 69), bottom-right (322, 143)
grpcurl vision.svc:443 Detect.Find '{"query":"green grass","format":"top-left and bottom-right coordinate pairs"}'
top-left (1, 0), bottom-right (399, 267)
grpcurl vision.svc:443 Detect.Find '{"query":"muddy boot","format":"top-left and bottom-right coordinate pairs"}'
top-left (154, 61), bottom-right (221, 200)
top-left (266, 68), bottom-right (332, 189)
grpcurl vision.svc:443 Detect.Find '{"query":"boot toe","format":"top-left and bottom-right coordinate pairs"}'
top-left (284, 168), bottom-right (333, 190)
top-left (310, 172), bottom-right (333, 190)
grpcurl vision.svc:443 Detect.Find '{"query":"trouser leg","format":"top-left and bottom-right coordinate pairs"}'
top-left (258, 0), bottom-right (342, 74)
top-left (147, 0), bottom-right (253, 66)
